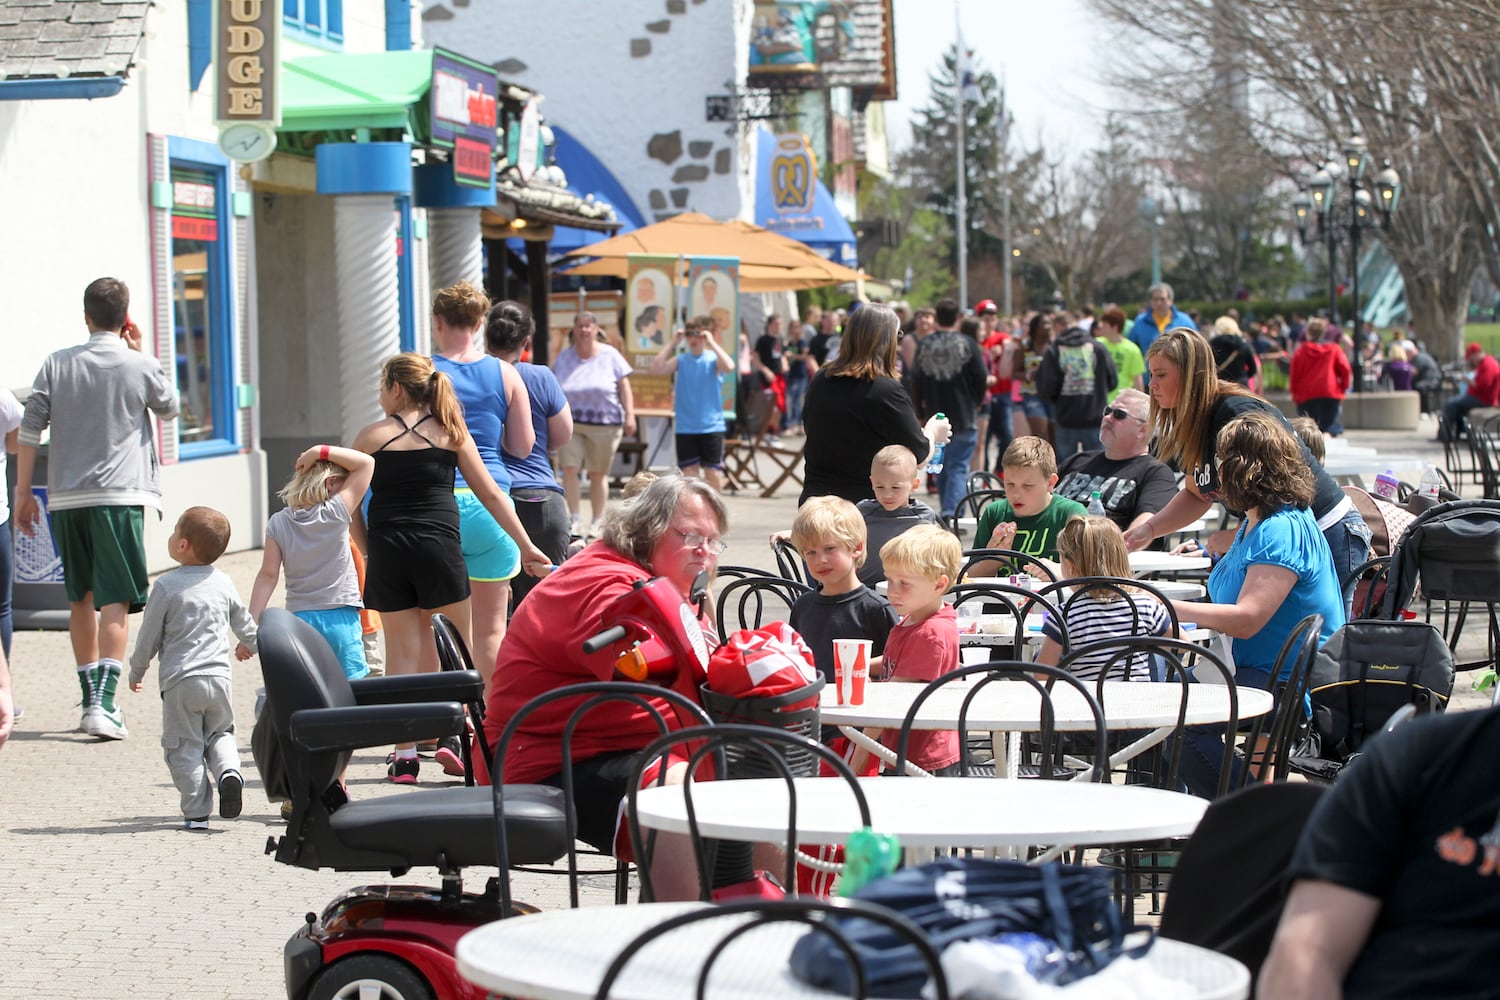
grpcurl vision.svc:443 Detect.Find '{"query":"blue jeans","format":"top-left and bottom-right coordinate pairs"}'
top-left (0, 517), bottom-right (11, 658)
top-left (1441, 392), bottom-right (1486, 440)
top-left (986, 395), bottom-right (1014, 470)
top-left (1324, 506), bottom-right (1373, 615)
top-left (785, 374), bottom-right (808, 428)
top-left (937, 427), bottom-right (979, 517)
top-left (1170, 667), bottom-right (1271, 799)
top-left (1054, 425), bottom-right (1102, 460)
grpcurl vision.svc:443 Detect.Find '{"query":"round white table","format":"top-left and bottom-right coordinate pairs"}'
top-left (633, 775), bottom-right (1210, 850)
top-left (1319, 452), bottom-right (1423, 486)
top-left (457, 902), bottom-right (1251, 1000)
top-left (1129, 550), bottom-right (1211, 575)
top-left (819, 681), bottom-right (1273, 782)
top-left (820, 680), bottom-right (1269, 732)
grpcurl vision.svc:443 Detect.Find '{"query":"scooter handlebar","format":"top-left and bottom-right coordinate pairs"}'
top-left (582, 625), bottom-right (629, 655)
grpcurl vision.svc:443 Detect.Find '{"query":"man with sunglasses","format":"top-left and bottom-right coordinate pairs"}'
top-left (1054, 388), bottom-right (1177, 541)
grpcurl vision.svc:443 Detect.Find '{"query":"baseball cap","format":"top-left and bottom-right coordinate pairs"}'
top-left (976, 299), bottom-right (997, 314)
top-left (1466, 342), bottom-right (1485, 360)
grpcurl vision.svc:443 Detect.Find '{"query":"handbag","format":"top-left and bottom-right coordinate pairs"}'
top-left (788, 858), bottom-right (1136, 998)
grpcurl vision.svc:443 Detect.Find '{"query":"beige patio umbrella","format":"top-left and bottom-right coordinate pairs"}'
top-left (558, 211), bottom-right (866, 290)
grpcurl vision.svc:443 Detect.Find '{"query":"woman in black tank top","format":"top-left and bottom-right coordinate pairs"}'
top-left (352, 353), bottom-right (550, 784)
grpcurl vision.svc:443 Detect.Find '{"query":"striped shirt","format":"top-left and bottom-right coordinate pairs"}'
top-left (1042, 593), bottom-right (1170, 682)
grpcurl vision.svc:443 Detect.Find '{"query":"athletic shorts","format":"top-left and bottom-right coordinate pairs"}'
top-left (557, 422), bottom-right (624, 476)
top-left (1020, 394), bottom-right (1053, 420)
top-left (675, 432), bottom-right (725, 471)
top-left (51, 505), bottom-right (149, 612)
top-left (454, 489), bottom-right (520, 582)
top-left (293, 607), bottom-right (369, 680)
top-left (364, 526), bottom-right (470, 612)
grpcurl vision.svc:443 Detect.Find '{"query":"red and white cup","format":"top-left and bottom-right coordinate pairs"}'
top-left (833, 638), bottom-right (872, 706)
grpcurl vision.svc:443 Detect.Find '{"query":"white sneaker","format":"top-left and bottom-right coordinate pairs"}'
top-left (79, 707), bottom-right (99, 734)
top-left (85, 704), bottom-right (129, 740)
top-left (568, 513), bottom-right (583, 538)
top-left (589, 518), bottom-right (605, 539)
top-left (184, 817), bottom-right (209, 831)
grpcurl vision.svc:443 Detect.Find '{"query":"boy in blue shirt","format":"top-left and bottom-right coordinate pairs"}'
top-left (650, 316), bottom-right (735, 491)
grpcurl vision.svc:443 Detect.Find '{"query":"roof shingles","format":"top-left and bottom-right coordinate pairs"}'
top-left (0, 0), bottom-right (147, 80)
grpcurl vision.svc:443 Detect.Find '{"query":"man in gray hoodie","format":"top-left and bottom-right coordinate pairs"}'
top-left (14, 277), bottom-right (179, 740)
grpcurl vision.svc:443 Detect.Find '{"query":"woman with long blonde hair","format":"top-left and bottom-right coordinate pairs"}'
top-left (354, 352), bottom-right (549, 783)
top-left (1121, 328), bottom-right (1370, 594)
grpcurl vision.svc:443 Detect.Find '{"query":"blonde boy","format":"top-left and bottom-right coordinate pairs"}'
top-left (787, 496), bottom-right (897, 685)
top-left (856, 445), bottom-right (938, 586)
top-left (868, 525), bottom-right (964, 774)
top-left (975, 436), bottom-right (1088, 567)
top-left (129, 506), bottom-right (257, 829)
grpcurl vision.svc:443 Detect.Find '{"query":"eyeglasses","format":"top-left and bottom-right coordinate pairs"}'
top-left (1104, 407), bottom-right (1147, 423)
top-left (672, 528), bottom-right (729, 555)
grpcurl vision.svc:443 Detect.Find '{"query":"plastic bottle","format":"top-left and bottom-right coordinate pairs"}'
top-left (1419, 464), bottom-right (1443, 501)
top-left (1087, 491), bottom-right (1107, 516)
top-left (1372, 469), bottom-right (1400, 502)
top-left (926, 412), bottom-right (946, 475)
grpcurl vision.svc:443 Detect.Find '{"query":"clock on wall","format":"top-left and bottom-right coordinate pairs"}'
top-left (217, 123), bottom-right (277, 163)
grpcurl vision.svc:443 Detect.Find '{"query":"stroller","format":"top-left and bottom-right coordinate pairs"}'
top-left (1289, 619), bottom-right (1455, 782)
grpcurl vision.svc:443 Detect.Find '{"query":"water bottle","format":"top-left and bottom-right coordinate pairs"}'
top-left (1419, 464), bottom-right (1443, 501)
top-left (926, 412), bottom-right (946, 475)
top-left (1372, 469), bottom-right (1400, 502)
top-left (1087, 490), bottom-right (1107, 517)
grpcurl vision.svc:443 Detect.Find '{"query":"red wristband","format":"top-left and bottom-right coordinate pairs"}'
top-left (319, 445), bottom-right (330, 462)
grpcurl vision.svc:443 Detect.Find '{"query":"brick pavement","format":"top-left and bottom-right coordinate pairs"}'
top-left (1, 426), bottom-right (1492, 999)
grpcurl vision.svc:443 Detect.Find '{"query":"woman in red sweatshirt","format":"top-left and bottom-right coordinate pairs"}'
top-left (1289, 317), bottom-right (1353, 436)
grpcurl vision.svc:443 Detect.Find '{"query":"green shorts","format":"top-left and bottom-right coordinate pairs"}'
top-left (454, 489), bottom-right (521, 582)
top-left (51, 505), bottom-right (149, 612)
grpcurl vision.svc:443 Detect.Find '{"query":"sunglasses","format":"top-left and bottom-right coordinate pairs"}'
top-left (1104, 406), bottom-right (1146, 423)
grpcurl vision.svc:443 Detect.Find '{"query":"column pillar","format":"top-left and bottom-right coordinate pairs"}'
top-left (428, 207), bottom-right (484, 294)
top-left (334, 196), bottom-right (402, 441)
top-left (316, 141), bottom-right (414, 442)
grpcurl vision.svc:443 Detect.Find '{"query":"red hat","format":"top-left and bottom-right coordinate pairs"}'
top-left (1466, 342), bottom-right (1485, 360)
top-left (975, 299), bottom-right (998, 314)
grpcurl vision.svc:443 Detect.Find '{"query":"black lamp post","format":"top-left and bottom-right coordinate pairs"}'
top-left (1293, 136), bottom-right (1402, 393)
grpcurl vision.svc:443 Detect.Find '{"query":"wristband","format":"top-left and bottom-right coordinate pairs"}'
top-left (319, 445), bottom-right (330, 462)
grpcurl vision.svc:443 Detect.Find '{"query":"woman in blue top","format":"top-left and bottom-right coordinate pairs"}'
top-left (1167, 409), bottom-right (1346, 796)
top-left (486, 300), bottom-right (573, 607)
top-left (431, 281), bottom-right (536, 697)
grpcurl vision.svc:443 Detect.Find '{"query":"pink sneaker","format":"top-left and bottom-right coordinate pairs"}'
top-left (387, 756), bottom-right (419, 784)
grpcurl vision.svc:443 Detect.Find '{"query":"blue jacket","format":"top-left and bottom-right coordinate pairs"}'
top-left (1128, 306), bottom-right (1195, 358)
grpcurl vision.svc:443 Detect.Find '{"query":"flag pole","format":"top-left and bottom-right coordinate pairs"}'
top-left (955, 0), bottom-right (968, 311)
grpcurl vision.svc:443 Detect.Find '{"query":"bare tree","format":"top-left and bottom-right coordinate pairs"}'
top-left (1017, 126), bottom-right (1150, 306)
top-left (1086, 0), bottom-right (1499, 360)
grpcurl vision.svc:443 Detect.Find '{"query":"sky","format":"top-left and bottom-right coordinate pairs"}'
top-left (884, 0), bottom-right (1117, 158)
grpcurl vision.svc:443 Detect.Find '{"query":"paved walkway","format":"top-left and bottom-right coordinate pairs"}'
top-left (1, 421), bottom-right (1491, 999)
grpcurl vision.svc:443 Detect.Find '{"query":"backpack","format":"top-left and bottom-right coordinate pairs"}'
top-left (1304, 620), bottom-right (1453, 772)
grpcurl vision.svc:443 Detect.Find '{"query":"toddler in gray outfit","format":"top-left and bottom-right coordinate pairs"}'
top-left (129, 506), bottom-right (257, 830)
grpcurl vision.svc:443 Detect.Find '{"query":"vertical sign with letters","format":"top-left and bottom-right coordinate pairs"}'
top-left (215, 0), bottom-right (280, 124)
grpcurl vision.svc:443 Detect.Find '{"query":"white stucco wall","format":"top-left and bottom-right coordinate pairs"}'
top-left (420, 0), bottom-right (752, 223)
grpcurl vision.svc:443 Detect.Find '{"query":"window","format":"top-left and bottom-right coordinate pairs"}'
top-left (168, 158), bottom-right (236, 453)
top-left (284, 0), bottom-right (343, 44)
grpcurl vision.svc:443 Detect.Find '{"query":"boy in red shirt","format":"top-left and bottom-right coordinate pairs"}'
top-left (858, 524), bottom-right (963, 775)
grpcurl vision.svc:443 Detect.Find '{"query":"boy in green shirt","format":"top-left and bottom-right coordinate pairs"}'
top-left (975, 436), bottom-right (1088, 572)
top-left (1096, 307), bottom-right (1145, 403)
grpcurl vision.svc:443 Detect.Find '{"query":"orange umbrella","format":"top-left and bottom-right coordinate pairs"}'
top-left (558, 212), bottom-right (867, 290)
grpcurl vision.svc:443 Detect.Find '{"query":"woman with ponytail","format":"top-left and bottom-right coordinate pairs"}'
top-left (354, 352), bottom-right (549, 783)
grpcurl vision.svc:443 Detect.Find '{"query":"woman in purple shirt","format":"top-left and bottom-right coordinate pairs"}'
top-left (554, 312), bottom-right (635, 538)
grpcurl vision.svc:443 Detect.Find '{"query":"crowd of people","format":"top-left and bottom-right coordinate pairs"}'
top-left (7, 274), bottom-right (1496, 996)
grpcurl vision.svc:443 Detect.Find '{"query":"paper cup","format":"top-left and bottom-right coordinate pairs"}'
top-left (833, 638), bottom-right (872, 705)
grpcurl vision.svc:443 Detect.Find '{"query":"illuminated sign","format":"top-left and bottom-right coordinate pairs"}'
top-left (430, 48), bottom-right (500, 188)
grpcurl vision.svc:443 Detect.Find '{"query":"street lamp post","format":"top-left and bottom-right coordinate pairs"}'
top-left (1138, 196), bottom-right (1163, 286)
top-left (1293, 136), bottom-right (1401, 393)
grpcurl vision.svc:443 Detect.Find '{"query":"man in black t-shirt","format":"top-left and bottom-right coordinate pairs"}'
top-left (1259, 707), bottom-right (1500, 999)
top-left (1054, 389), bottom-right (1177, 535)
top-left (908, 298), bottom-right (989, 518)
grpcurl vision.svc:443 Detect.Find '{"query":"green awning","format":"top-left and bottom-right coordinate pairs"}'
top-left (279, 50), bottom-right (435, 133)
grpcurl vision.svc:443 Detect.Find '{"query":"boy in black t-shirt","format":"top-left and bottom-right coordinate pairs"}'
top-left (787, 496), bottom-right (898, 685)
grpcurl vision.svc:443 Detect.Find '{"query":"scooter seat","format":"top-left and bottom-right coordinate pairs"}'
top-left (330, 784), bottom-right (569, 870)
